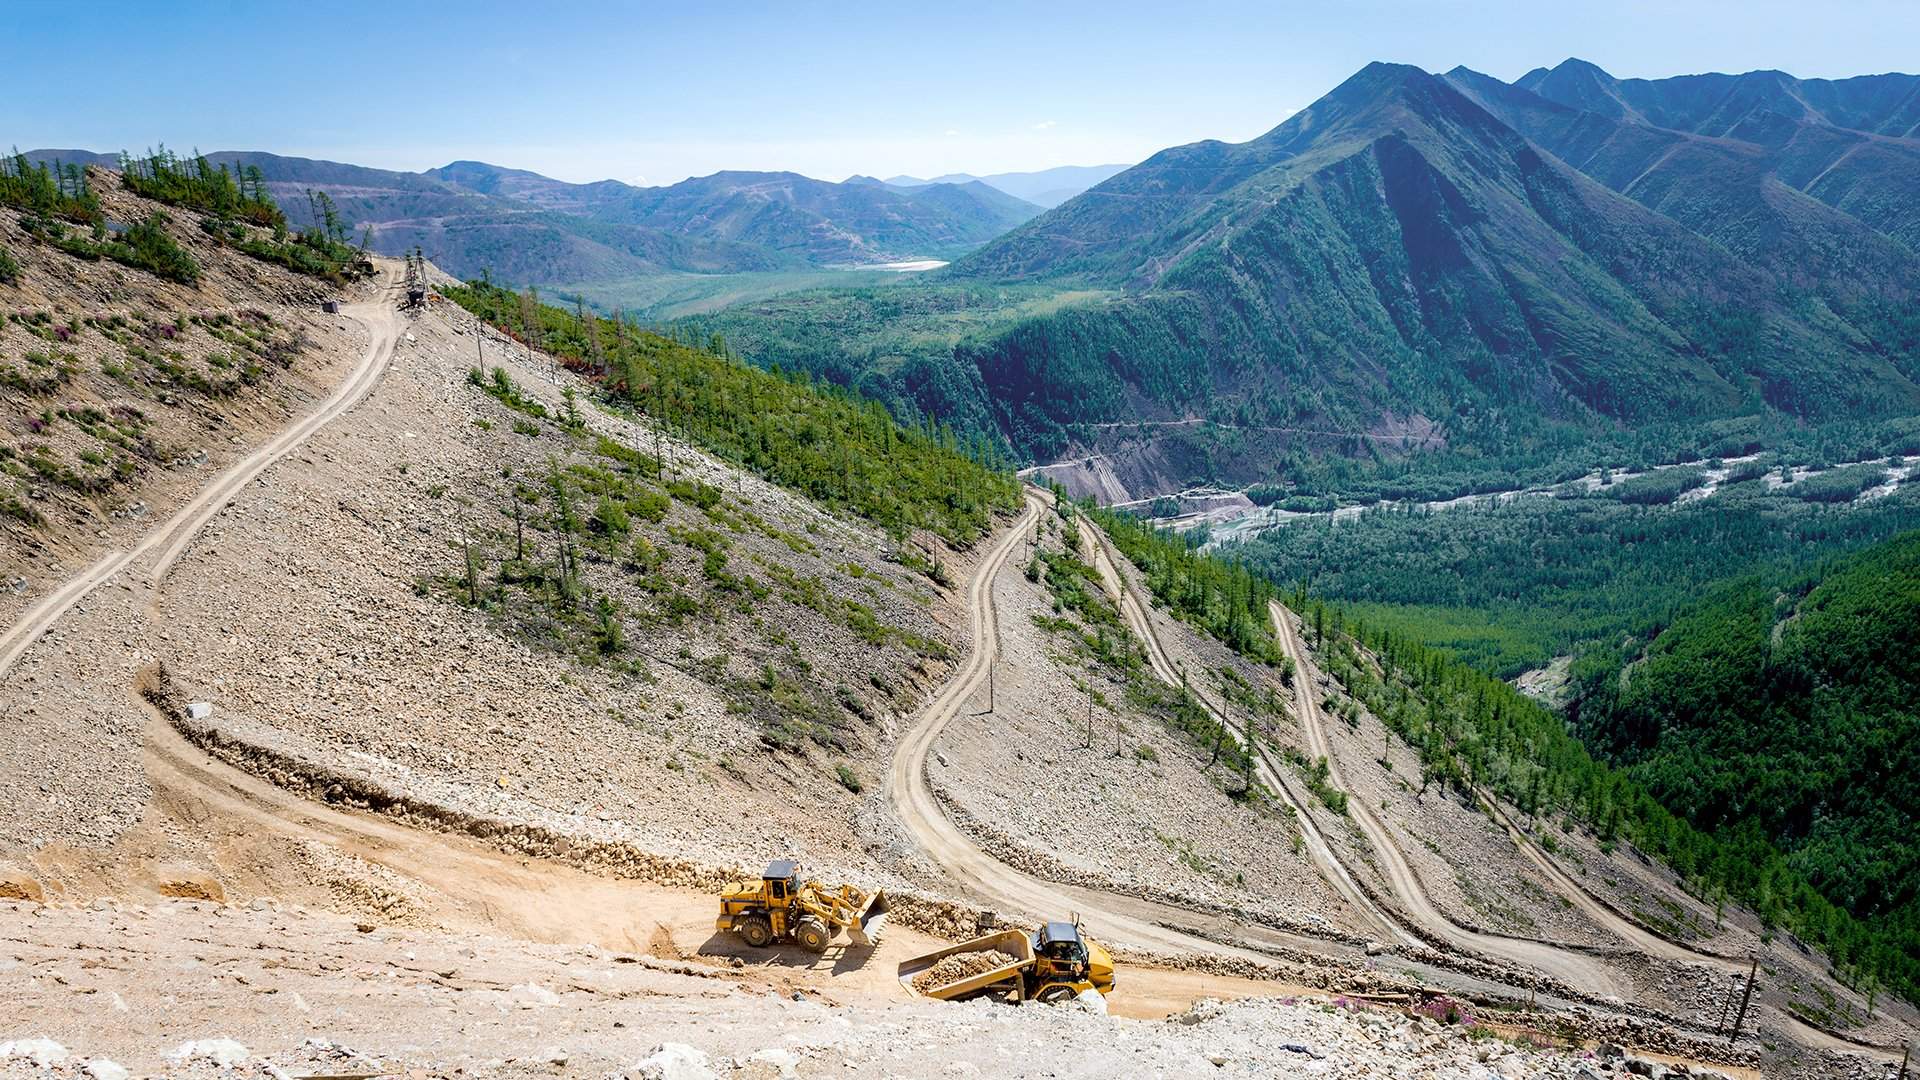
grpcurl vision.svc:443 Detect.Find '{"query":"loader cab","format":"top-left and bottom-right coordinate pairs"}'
top-left (764, 860), bottom-right (799, 905)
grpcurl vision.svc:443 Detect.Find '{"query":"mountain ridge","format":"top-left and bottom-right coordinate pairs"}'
top-left (882, 163), bottom-right (1132, 207)
top-left (22, 149), bottom-right (1042, 285)
top-left (932, 60), bottom-right (1920, 470)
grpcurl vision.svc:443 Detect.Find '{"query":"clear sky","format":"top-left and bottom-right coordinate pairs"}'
top-left (7, 0), bottom-right (1917, 186)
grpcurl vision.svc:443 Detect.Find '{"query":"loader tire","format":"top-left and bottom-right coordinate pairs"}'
top-left (1036, 984), bottom-right (1078, 1004)
top-left (795, 916), bottom-right (831, 953)
top-left (737, 915), bottom-right (773, 948)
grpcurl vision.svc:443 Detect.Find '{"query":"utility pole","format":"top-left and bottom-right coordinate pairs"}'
top-left (1896, 1042), bottom-right (1908, 1080)
top-left (1728, 957), bottom-right (1758, 1045)
top-left (987, 662), bottom-right (994, 714)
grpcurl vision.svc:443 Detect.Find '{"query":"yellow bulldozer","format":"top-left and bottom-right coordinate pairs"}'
top-left (715, 860), bottom-right (889, 953)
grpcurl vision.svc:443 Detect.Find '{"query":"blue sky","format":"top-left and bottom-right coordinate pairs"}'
top-left (7, 0), bottom-right (1917, 186)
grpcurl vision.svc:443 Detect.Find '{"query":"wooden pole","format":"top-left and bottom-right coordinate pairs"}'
top-left (1714, 973), bottom-right (1735, 1035)
top-left (1895, 1042), bottom-right (1908, 1080)
top-left (1728, 957), bottom-right (1758, 1044)
top-left (987, 663), bottom-right (994, 714)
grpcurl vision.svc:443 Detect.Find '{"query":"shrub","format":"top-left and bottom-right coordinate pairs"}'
top-left (1608, 466), bottom-right (1706, 505)
top-left (835, 763), bottom-right (863, 793)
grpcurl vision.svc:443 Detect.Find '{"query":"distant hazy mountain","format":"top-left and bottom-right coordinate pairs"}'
top-left (944, 60), bottom-right (1920, 461)
top-left (24, 150), bottom-right (1042, 286)
top-left (421, 162), bottom-right (1041, 267)
top-left (882, 164), bottom-right (1130, 208)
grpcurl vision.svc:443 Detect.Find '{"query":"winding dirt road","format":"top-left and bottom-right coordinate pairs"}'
top-left (1268, 600), bottom-right (1629, 998)
top-left (885, 494), bottom-right (1293, 961)
top-left (1269, 600), bottom-right (1907, 1060)
top-left (1078, 524), bottom-right (1416, 949)
top-left (0, 268), bottom-right (403, 683)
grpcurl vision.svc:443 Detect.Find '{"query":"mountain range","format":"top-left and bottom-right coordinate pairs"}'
top-left (936, 59), bottom-right (1920, 473)
top-left (877, 163), bottom-right (1132, 207)
top-left (22, 149), bottom-right (1043, 286)
top-left (32, 57), bottom-right (1920, 491)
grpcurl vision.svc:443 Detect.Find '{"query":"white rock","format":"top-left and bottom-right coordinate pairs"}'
top-left (747, 1047), bottom-right (800, 1077)
top-left (628, 1042), bottom-right (718, 1080)
top-left (510, 981), bottom-right (560, 1006)
top-left (85, 1059), bottom-right (131, 1080)
top-left (0, 1039), bottom-right (69, 1067)
top-left (166, 1038), bottom-right (250, 1067)
top-left (187, 701), bottom-right (214, 720)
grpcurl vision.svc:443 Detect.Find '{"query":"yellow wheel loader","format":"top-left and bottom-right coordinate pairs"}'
top-left (714, 860), bottom-right (889, 953)
top-left (898, 918), bottom-right (1116, 1003)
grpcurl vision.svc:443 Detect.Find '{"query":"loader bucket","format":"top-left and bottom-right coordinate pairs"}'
top-left (848, 889), bottom-right (890, 947)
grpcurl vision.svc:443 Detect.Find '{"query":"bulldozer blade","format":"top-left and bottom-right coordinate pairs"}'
top-left (849, 890), bottom-right (889, 946)
top-left (850, 913), bottom-right (889, 947)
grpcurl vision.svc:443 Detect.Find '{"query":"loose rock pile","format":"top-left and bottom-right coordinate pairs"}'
top-left (911, 950), bottom-right (1019, 994)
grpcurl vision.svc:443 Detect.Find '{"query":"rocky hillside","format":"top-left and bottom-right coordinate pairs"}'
top-left (0, 165), bottom-right (357, 586)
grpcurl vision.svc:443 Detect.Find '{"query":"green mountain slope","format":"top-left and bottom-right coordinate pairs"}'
top-left (1513, 58), bottom-right (1920, 141)
top-left (426, 163), bottom-right (1041, 264)
top-left (1566, 530), bottom-right (1920, 948)
top-left (1508, 59), bottom-right (1920, 247)
top-left (945, 63), bottom-right (1920, 465)
top-left (1441, 65), bottom-right (1920, 408)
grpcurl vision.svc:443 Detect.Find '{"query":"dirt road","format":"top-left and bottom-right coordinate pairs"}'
top-left (1268, 600), bottom-right (1629, 998)
top-left (1079, 523), bottom-right (1416, 949)
top-left (881, 495), bottom-right (1621, 1012)
top-left (0, 268), bottom-right (403, 683)
top-left (1269, 601), bottom-right (1910, 1060)
top-left (886, 494), bottom-right (1282, 960)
